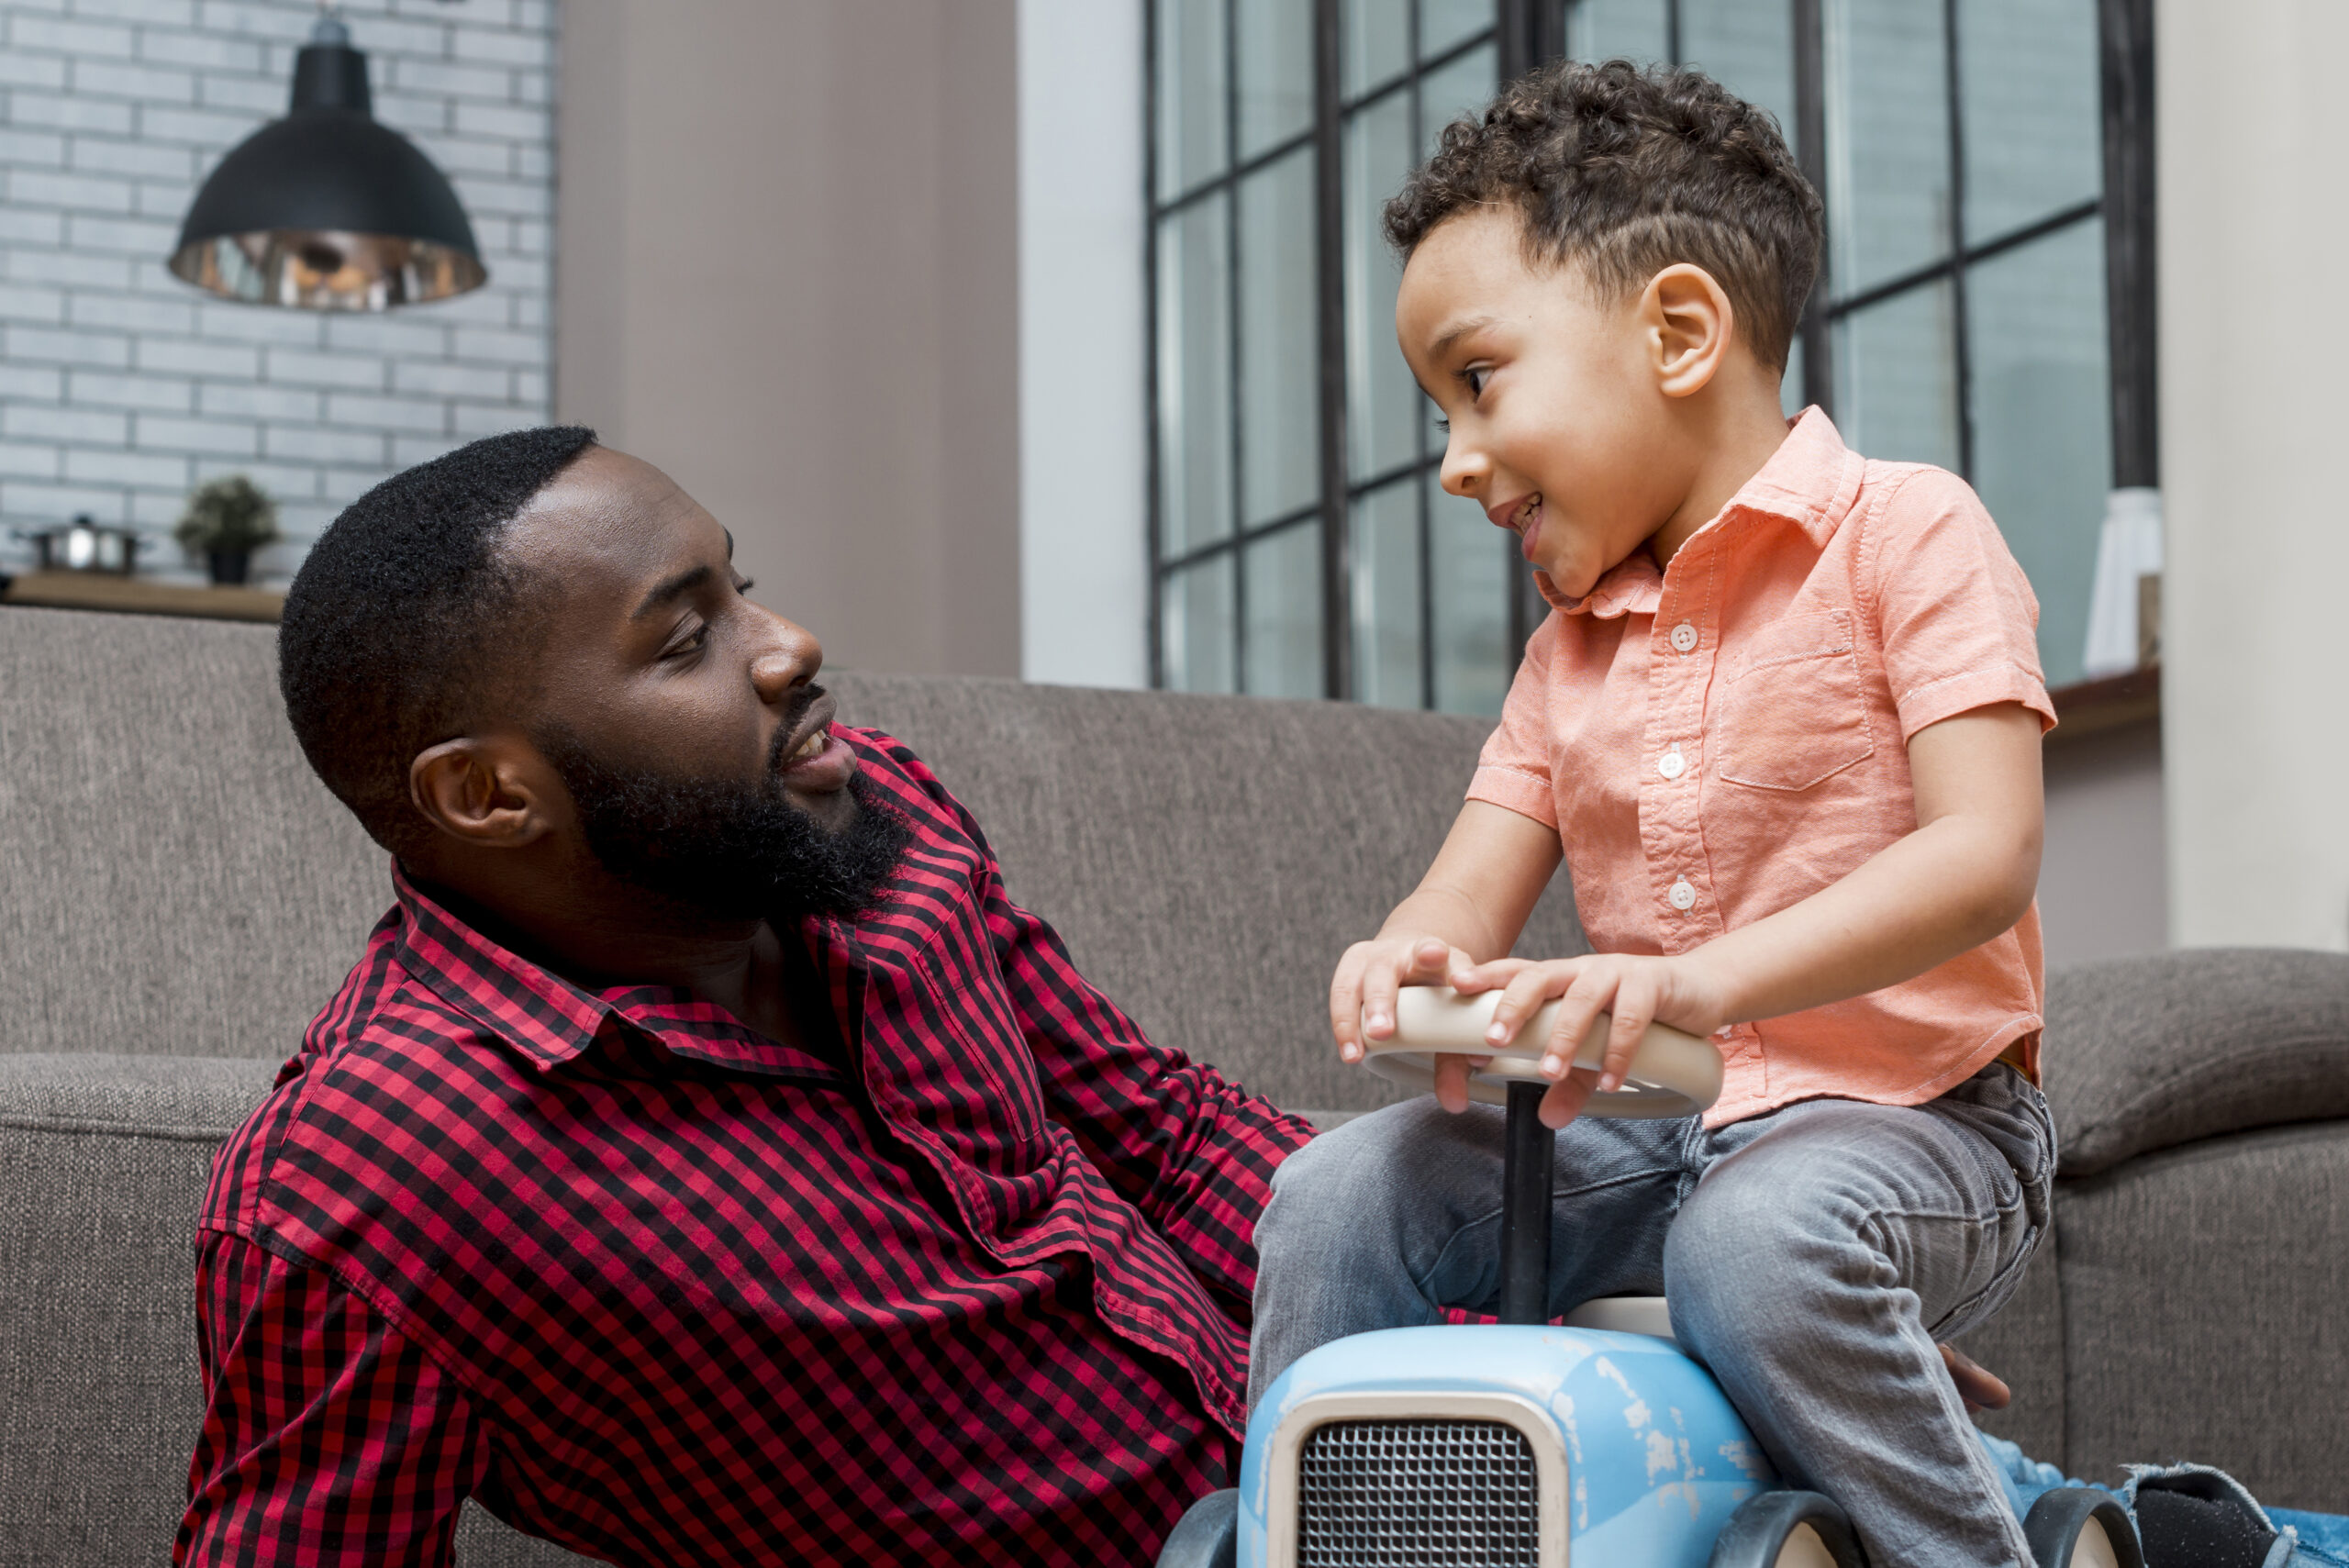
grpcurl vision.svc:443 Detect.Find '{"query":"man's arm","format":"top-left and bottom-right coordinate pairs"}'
top-left (974, 865), bottom-right (1315, 1321)
top-left (178, 1231), bottom-right (487, 1567)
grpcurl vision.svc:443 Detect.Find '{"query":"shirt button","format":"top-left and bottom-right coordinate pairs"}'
top-left (1657, 743), bottom-right (1687, 780)
top-left (1669, 622), bottom-right (1698, 653)
top-left (1668, 878), bottom-right (1697, 911)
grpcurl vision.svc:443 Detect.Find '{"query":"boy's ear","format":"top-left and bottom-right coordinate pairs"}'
top-left (1642, 263), bottom-right (1736, 399)
top-left (408, 733), bottom-right (562, 851)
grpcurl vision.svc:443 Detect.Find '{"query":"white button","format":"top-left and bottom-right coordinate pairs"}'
top-left (1657, 743), bottom-right (1687, 780)
top-left (1669, 622), bottom-right (1698, 653)
top-left (1668, 878), bottom-right (1697, 911)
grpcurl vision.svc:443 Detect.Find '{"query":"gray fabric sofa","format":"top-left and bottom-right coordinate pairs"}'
top-left (2, 605), bottom-right (2343, 1566)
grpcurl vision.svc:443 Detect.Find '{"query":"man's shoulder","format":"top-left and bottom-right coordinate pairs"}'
top-left (201, 919), bottom-right (546, 1244)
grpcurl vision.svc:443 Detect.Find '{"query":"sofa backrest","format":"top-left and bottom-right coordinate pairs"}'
top-left (0, 606), bottom-right (1584, 1112)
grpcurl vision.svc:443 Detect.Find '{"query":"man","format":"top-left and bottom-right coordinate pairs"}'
top-left (177, 428), bottom-right (1314, 1566)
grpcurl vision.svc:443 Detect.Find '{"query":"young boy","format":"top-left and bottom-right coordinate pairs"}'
top-left (1251, 61), bottom-right (2056, 1568)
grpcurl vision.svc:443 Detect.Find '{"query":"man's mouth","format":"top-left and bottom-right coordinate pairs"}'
top-left (786, 729), bottom-right (827, 764)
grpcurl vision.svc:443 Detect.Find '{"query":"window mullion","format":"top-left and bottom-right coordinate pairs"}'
top-left (1943, 0), bottom-right (1975, 480)
top-left (1793, 0), bottom-right (1832, 416)
top-left (1316, 0), bottom-right (1352, 701)
top-left (2099, 0), bottom-right (2157, 489)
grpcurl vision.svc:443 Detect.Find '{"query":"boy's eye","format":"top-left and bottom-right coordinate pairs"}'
top-left (1464, 365), bottom-right (1491, 398)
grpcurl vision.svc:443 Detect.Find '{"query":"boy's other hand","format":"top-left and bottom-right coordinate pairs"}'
top-left (1330, 935), bottom-right (1476, 1065)
top-left (1449, 951), bottom-right (1730, 1128)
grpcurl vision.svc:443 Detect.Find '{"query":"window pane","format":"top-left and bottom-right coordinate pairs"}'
top-left (1419, 41), bottom-right (1497, 159)
top-left (1345, 85), bottom-right (1418, 482)
top-left (1958, 0), bottom-right (2100, 241)
top-left (1156, 198), bottom-right (1235, 556)
top-left (1352, 475), bottom-right (1424, 707)
top-left (1782, 334), bottom-right (1807, 418)
top-left (1832, 280), bottom-right (1959, 471)
top-left (1682, 0), bottom-right (1799, 158)
top-left (1155, 0), bottom-right (1227, 200)
top-left (1420, 0), bottom-right (1494, 61)
top-left (1163, 554), bottom-right (1237, 693)
top-left (1417, 46), bottom-right (1499, 452)
top-left (1967, 217), bottom-right (2110, 689)
top-left (1345, 0), bottom-right (1410, 98)
top-left (1429, 468), bottom-right (1510, 715)
top-left (1565, 0), bottom-right (1667, 65)
top-left (1244, 522), bottom-right (1326, 698)
top-left (1237, 0), bottom-right (1316, 160)
top-left (1237, 148), bottom-right (1321, 527)
top-left (1823, 0), bottom-right (1952, 296)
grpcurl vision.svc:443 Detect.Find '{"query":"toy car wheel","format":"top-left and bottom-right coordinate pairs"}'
top-left (2023, 1487), bottom-right (2143, 1568)
top-left (1154, 1486), bottom-right (1236, 1568)
top-left (1709, 1489), bottom-right (1865, 1568)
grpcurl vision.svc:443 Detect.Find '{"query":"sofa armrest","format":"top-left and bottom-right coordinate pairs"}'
top-left (2043, 949), bottom-right (2349, 1177)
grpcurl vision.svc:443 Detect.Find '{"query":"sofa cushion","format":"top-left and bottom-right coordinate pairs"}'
top-left (0, 609), bottom-right (1583, 1118)
top-left (2043, 950), bottom-right (2349, 1176)
top-left (2053, 1120), bottom-right (2349, 1511)
top-left (0, 1052), bottom-right (595, 1568)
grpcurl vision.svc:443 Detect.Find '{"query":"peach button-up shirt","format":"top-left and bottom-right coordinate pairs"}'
top-left (1468, 410), bottom-right (2055, 1129)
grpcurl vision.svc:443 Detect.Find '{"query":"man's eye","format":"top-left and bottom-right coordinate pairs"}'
top-left (666, 623), bottom-right (710, 658)
top-left (734, 576), bottom-right (755, 595)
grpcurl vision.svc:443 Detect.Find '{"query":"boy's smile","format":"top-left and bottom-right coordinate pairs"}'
top-left (1395, 206), bottom-right (1785, 602)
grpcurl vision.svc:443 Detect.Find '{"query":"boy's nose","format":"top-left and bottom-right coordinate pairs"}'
top-left (1440, 439), bottom-right (1489, 499)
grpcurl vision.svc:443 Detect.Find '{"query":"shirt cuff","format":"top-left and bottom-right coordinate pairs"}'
top-left (1465, 765), bottom-right (1558, 828)
top-left (1893, 662), bottom-right (2057, 741)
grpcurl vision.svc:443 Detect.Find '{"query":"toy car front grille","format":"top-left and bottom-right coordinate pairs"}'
top-left (1294, 1418), bottom-right (1542, 1566)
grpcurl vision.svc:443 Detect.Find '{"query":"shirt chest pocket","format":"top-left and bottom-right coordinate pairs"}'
top-left (1715, 610), bottom-right (1876, 792)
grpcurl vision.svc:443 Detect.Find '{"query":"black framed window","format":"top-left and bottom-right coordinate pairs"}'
top-left (1146, 0), bottom-right (2153, 704)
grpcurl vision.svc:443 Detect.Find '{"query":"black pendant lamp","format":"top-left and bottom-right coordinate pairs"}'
top-left (169, 8), bottom-right (485, 310)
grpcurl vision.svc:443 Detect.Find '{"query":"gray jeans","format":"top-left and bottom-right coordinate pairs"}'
top-left (1250, 1064), bottom-right (2056, 1568)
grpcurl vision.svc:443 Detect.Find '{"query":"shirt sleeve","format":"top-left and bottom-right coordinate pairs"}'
top-left (177, 1230), bottom-right (488, 1568)
top-left (1464, 611), bottom-right (1563, 827)
top-left (971, 840), bottom-right (1316, 1324)
top-left (1862, 466), bottom-right (2058, 740)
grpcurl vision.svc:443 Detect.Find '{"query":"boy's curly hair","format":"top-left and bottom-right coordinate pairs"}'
top-left (1386, 60), bottom-right (1822, 371)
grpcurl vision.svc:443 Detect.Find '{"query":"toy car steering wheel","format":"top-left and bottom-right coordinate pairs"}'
top-left (1359, 986), bottom-right (1723, 1119)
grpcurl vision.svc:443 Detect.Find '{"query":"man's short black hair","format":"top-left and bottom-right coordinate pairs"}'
top-left (1386, 60), bottom-right (1822, 370)
top-left (279, 425), bottom-right (599, 856)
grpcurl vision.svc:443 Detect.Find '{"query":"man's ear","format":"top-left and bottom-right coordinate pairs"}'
top-left (408, 734), bottom-right (560, 849)
top-left (1642, 263), bottom-right (1735, 399)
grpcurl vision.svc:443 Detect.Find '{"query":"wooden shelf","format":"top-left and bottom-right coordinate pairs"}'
top-left (1, 571), bottom-right (284, 624)
top-left (2046, 664), bottom-right (2159, 743)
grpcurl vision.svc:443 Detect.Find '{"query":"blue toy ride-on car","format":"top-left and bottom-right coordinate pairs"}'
top-left (1157, 988), bottom-right (2140, 1568)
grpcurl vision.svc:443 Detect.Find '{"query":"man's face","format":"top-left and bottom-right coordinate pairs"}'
top-left (1396, 207), bottom-right (1697, 602)
top-left (495, 446), bottom-right (905, 920)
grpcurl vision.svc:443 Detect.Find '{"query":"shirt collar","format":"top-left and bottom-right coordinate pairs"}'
top-left (388, 862), bottom-right (843, 1081)
top-left (1542, 406), bottom-right (1865, 619)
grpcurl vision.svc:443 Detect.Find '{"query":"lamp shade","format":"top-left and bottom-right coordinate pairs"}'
top-left (169, 16), bottom-right (485, 310)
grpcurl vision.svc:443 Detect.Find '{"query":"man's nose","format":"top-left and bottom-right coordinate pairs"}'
top-left (749, 609), bottom-right (823, 705)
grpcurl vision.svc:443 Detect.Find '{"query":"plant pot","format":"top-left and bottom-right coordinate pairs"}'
top-left (206, 550), bottom-right (251, 586)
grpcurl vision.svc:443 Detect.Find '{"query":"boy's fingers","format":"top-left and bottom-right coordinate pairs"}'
top-left (1330, 950), bottom-right (1369, 1059)
top-left (1541, 970), bottom-right (1613, 1080)
top-left (1432, 1052), bottom-right (1473, 1113)
top-left (1486, 968), bottom-right (1556, 1050)
top-left (1598, 990), bottom-right (1653, 1094)
top-left (1540, 1067), bottom-right (1598, 1129)
top-left (1358, 954), bottom-right (1404, 1043)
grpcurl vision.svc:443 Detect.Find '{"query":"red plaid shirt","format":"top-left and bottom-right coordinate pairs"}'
top-left (178, 727), bottom-right (1313, 1566)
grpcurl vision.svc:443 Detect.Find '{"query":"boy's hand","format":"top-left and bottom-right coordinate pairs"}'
top-left (1330, 935), bottom-right (1476, 1064)
top-left (1450, 952), bottom-right (1731, 1127)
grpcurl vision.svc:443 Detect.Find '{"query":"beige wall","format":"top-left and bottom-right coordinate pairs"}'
top-left (2042, 724), bottom-right (2168, 965)
top-left (2156, 0), bottom-right (2349, 951)
top-left (556, 0), bottom-right (1020, 679)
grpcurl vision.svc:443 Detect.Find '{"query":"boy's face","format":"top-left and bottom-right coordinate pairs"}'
top-left (1396, 207), bottom-right (1703, 602)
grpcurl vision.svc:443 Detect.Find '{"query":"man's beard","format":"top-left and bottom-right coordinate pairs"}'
top-left (535, 697), bottom-right (911, 923)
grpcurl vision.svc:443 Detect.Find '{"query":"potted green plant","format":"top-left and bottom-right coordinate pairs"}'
top-left (174, 475), bottom-right (279, 586)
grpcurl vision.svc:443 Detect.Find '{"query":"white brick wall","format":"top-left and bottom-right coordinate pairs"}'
top-left (0, 0), bottom-right (554, 582)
